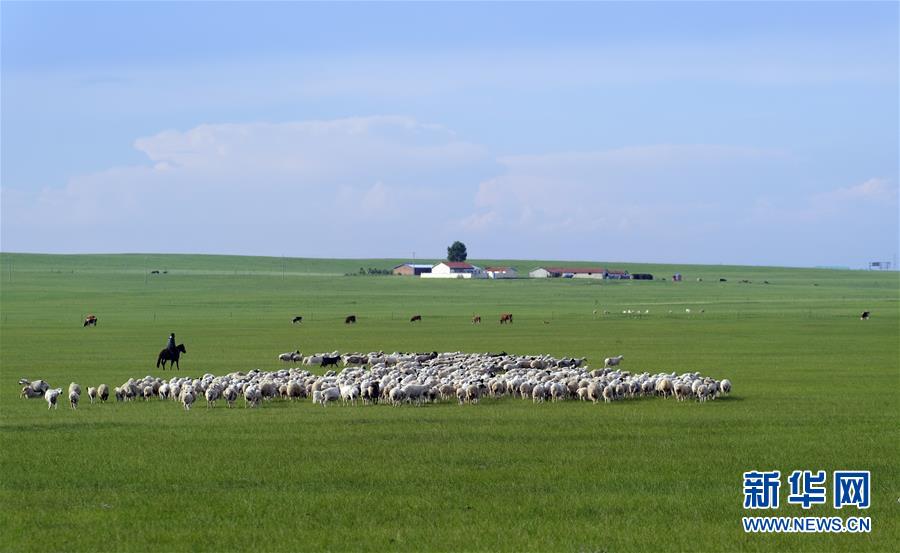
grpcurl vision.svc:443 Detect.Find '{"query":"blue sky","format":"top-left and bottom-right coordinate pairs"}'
top-left (2, 1), bottom-right (897, 267)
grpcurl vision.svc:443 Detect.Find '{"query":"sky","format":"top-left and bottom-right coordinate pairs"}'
top-left (2, 1), bottom-right (898, 268)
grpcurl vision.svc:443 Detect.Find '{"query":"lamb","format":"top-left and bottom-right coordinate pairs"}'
top-left (21, 386), bottom-right (43, 399)
top-left (68, 382), bottom-right (81, 398)
top-left (604, 355), bottom-right (624, 368)
top-left (98, 383), bottom-right (109, 402)
top-left (45, 388), bottom-right (62, 409)
top-left (87, 387), bottom-right (97, 404)
top-left (69, 389), bottom-right (80, 410)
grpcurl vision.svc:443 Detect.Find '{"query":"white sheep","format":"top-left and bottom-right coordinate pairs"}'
top-left (45, 388), bottom-right (62, 409)
top-left (223, 386), bottom-right (238, 407)
top-left (602, 384), bottom-right (615, 403)
top-left (279, 350), bottom-right (301, 362)
top-left (98, 383), bottom-right (109, 402)
top-left (720, 379), bottom-right (732, 395)
top-left (604, 355), bottom-right (624, 368)
top-left (181, 389), bottom-right (195, 410)
top-left (69, 390), bottom-right (80, 410)
top-left (205, 386), bottom-right (221, 408)
top-left (87, 387), bottom-right (97, 404)
top-left (243, 386), bottom-right (261, 408)
top-left (320, 387), bottom-right (340, 407)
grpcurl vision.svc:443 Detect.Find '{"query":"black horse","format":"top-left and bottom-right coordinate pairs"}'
top-left (157, 344), bottom-right (187, 370)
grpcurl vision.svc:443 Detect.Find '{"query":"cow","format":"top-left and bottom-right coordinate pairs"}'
top-left (410, 315), bottom-right (422, 323)
top-left (860, 311), bottom-right (870, 320)
top-left (291, 316), bottom-right (303, 324)
top-left (83, 315), bottom-right (98, 327)
top-left (472, 315), bottom-right (481, 324)
top-left (345, 315), bottom-right (357, 324)
top-left (150, 270), bottom-right (160, 275)
top-left (499, 313), bottom-right (513, 324)
top-left (719, 278), bottom-right (727, 282)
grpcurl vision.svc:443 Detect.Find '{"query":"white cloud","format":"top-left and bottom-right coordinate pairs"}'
top-left (0, 117), bottom-right (491, 256)
top-left (462, 144), bottom-right (779, 237)
top-left (2, 117), bottom-right (895, 266)
top-left (819, 177), bottom-right (896, 203)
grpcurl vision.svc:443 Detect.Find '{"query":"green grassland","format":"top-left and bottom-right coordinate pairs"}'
top-left (0, 253), bottom-right (897, 552)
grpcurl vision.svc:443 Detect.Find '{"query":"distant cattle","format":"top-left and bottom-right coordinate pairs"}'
top-left (860, 311), bottom-right (870, 320)
top-left (472, 315), bottom-right (482, 325)
top-left (500, 313), bottom-right (513, 324)
top-left (83, 315), bottom-right (98, 327)
top-left (719, 278), bottom-right (727, 282)
top-left (410, 314), bottom-right (422, 323)
top-left (321, 355), bottom-right (341, 368)
top-left (291, 316), bottom-right (303, 324)
top-left (150, 270), bottom-right (160, 275)
top-left (345, 315), bottom-right (356, 324)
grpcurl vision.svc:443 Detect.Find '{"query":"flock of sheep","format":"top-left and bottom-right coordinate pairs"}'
top-left (20, 350), bottom-right (731, 411)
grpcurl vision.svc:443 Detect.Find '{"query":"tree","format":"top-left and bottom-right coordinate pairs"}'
top-left (447, 241), bottom-right (468, 262)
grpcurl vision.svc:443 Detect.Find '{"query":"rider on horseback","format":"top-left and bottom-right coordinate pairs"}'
top-left (166, 333), bottom-right (177, 355)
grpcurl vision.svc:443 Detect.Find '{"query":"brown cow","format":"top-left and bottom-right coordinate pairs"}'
top-left (500, 313), bottom-right (513, 324)
top-left (472, 315), bottom-right (482, 324)
top-left (410, 315), bottom-right (422, 322)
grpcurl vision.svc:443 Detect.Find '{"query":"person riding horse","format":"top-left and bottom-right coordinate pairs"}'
top-left (158, 333), bottom-right (187, 370)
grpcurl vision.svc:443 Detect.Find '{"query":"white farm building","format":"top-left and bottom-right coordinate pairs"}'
top-left (529, 267), bottom-right (630, 279)
top-left (484, 266), bottom-right (518, 279)
top-left (420, 261), bottom-right (487, 279)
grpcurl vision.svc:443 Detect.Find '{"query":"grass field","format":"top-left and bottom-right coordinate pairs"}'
top-left (1, 253), bottom-right (897, 552)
